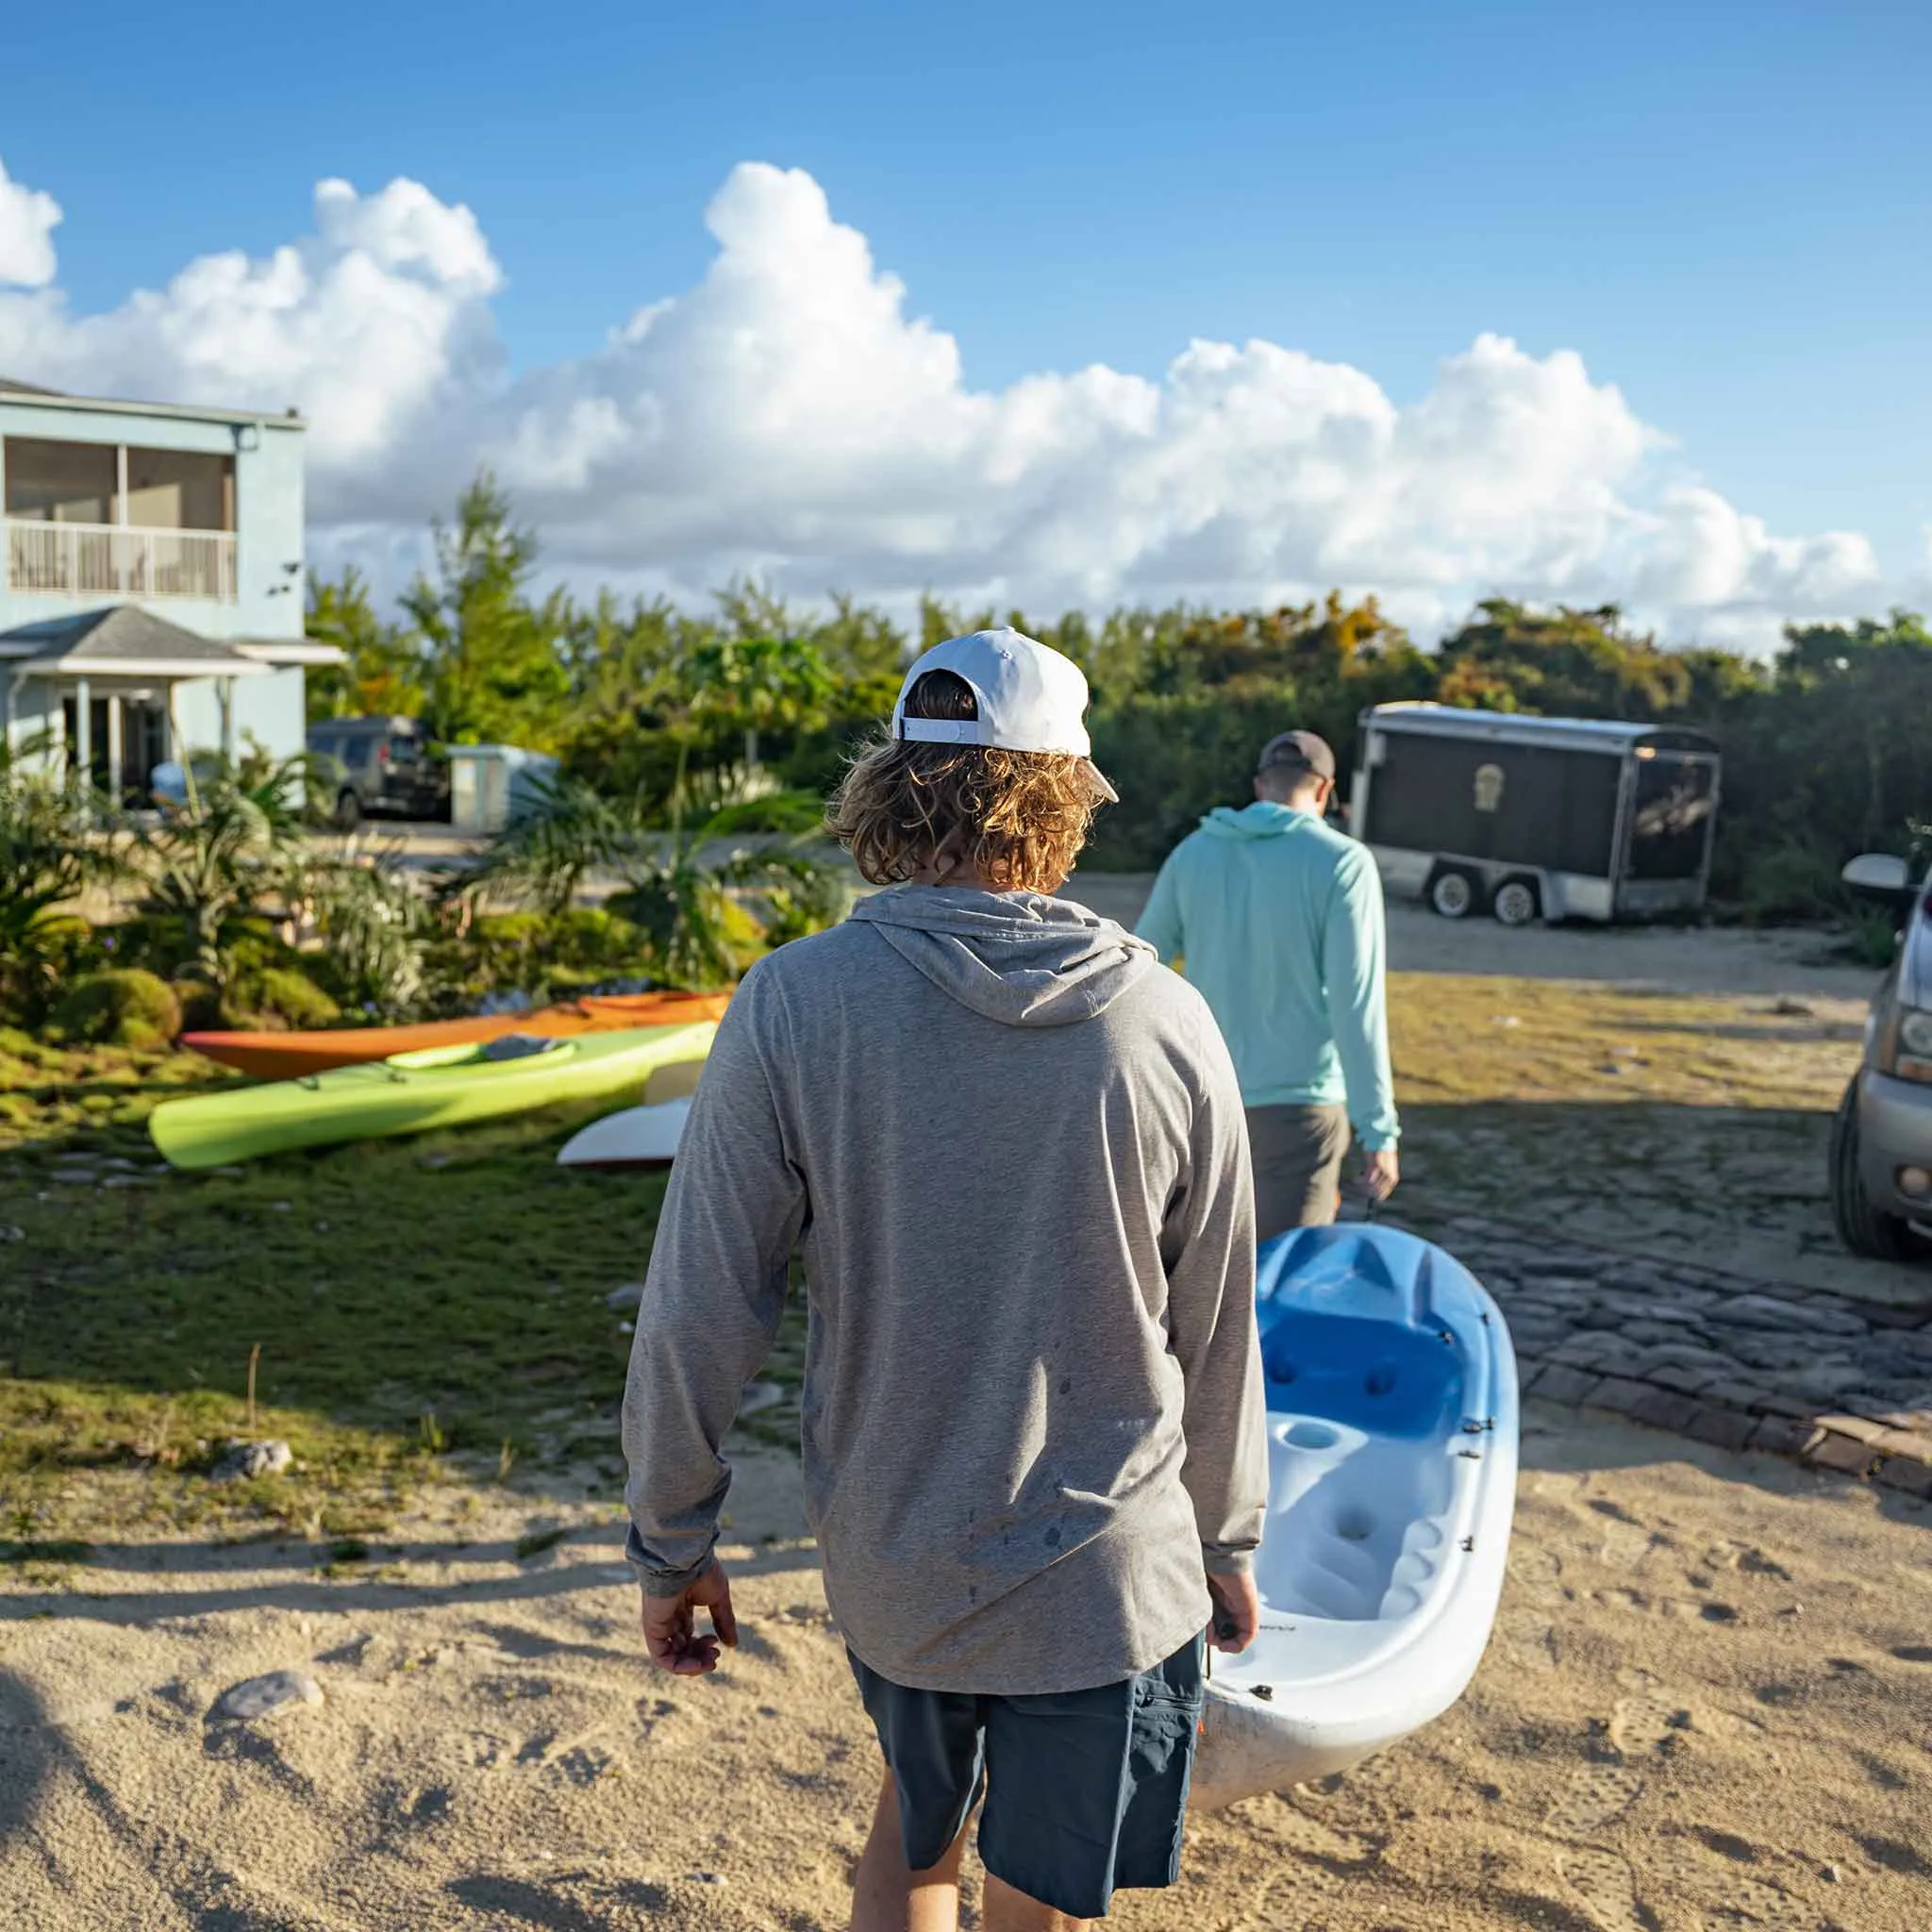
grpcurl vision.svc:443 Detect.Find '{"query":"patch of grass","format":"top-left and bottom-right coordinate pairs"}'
top-left (1387, 973), bottom-right (1860, 1114)
top-left (0, 1052), bottom-right (707, 1542)
top-left (0, 1538), bottom-right (92, 1565)
top-left (514, 1524), bottom-right (570, 1561)
top-left (0, 1033), bottom-right (225, 1149)
top-left (0, 1044), bottom-right (789, 1544)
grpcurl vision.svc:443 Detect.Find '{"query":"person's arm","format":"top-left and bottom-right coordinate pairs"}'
top-left (1160, 1006), bottom-right (1267, 1617)
top-left (1322, 846), bottom-right (1400, 1161)
top-left (1135, 851), bottom-right (1186, 968)
top-left (623, 967), bottom-right (807, 1627)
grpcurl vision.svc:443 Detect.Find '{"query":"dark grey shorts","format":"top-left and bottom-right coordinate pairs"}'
top-left (1246, 1101), bottom-right (1350, 1240)
top-left (847, 1634), bottom-right (1207, 1921)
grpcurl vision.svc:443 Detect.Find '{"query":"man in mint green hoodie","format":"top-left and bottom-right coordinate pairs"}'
top-left (1136, 729), bottom-right (1399, 1237)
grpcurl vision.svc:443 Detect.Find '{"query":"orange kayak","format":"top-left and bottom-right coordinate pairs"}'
top-left (181, 991), bottom-right (732, 1079)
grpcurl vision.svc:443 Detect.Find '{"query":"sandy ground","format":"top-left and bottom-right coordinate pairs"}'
top-left (4, 1411), bottom-right (1927, 1932)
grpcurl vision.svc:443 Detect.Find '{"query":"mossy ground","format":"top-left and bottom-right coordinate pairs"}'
top-left (0, 972), bottom-right (1892, 1558)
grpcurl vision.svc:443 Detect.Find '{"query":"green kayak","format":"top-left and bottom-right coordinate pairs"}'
top-left (149, 1022), bottom-right (718, 1171)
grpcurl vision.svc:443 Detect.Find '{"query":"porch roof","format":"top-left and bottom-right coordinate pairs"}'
top-left (0, 606), bottom-right (287, 680)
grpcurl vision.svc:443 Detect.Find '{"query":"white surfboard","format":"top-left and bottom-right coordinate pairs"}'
top-left (558, 1096), bottom-right (692, 1168)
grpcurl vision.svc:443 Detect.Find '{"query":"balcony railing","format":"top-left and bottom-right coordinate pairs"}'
top-left (5, 518), bottom-right (239, 603)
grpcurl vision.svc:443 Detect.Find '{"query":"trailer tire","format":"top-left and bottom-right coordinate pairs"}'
top-left (1426, 867), bottom-right (1480, 920)
top-left (1491, 876), bottom-right (1541, 927)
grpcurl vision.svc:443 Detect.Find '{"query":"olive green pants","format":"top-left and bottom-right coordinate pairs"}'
top-left (1245, 1103), bottom-right (1351, 1241)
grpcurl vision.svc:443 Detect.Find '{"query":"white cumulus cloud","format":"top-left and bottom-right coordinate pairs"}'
top-left (0, 153), bottom-right (1894, 651)
top-left (0, 159), bottom-right (61, 289)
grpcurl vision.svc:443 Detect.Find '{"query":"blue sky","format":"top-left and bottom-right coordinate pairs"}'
top-left (2, 0), bottom-right (1927, 637)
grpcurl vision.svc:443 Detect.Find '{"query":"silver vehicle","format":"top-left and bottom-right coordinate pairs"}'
top-left (1831, 851), bottom-right (1932, 1261)
top-left (1351, 705), bottom-right (1721, 926)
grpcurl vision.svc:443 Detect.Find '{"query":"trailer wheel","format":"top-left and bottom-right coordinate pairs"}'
top-left (1492, 876), bottom-right (1541, 927)
top-left (1427, 867), bottom-right (1479, 920)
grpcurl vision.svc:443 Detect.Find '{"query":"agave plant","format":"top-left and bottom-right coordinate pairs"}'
top-left (452, 772), bottom-right (622, 918)
top-left (608, 813), bottom-right (849, 990)
top-left (134, 753), bottom-right (316, 988)
top-left (458, 757), bottom-right (849, 990)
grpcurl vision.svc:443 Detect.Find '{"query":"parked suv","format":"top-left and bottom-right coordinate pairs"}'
top-left (306, 716), bottom-right (448, 829)
top-left (1831, 851), bottom-right (1932, 1261)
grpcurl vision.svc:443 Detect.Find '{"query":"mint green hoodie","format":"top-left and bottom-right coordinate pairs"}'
top-left (1135, 802), bottom-right (1399, 1149)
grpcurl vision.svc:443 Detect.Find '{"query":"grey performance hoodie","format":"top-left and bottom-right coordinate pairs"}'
top-left (622, 886), bottom-right (1267, 1694)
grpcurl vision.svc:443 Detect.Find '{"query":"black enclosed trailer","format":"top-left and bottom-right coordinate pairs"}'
top-left (1350, 704), bottom-right (1721, 925)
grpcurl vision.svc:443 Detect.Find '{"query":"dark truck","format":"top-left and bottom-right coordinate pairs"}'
top-left (1349, 703), bottom-right (1721, 926)
top-left (306, 715), bottom-right (449, 828)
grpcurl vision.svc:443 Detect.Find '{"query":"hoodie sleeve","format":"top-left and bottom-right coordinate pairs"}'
top-left (1160, 1004), bottom-right (1268, 1575)
top-left (623, 968), bottom-right (807, 1595)
top-left (1135, 849), bottom-right (1187, 967)
top-left (1322, 845), bottom-right (1400, 1151)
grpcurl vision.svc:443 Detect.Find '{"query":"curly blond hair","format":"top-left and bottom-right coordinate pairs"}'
top-left (824, 672), bottom-right (1105, 891)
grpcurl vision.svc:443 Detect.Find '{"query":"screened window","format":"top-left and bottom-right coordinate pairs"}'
top-left (4, 437), bottom-right (236, 529)
top-left (125, 447), bottom-right (236, 531)
top-left (5, 438), bottom-right (117, 524)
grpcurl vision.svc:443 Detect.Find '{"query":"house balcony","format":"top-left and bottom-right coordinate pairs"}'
top-left (5, 517), bottom-right (239, 604)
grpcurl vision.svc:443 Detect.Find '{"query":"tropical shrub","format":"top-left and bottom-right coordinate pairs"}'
top-left (0, 740), bottom-right (125, 1021)
top-left (52, 969), bottom-right (182, 1049)
top-left (250, 967), bottom-right (342, 1029)
top-left (136, 780), bottom-right (296, 987)
top-left (299, 854), bottom-right (430, 1018)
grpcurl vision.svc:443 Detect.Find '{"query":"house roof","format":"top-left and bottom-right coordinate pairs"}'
top-left (0, 606), bottom-right (273, 677)
top-left (0, 374), bottom-right (304, 428)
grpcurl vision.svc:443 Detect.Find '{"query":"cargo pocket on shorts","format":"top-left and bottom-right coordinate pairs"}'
top-left (1111, 1641), bottom-right (1207, 1891)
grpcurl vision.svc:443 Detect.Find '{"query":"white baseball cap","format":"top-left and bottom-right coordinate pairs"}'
top-left (891, 627), bottom-right (1118, 801)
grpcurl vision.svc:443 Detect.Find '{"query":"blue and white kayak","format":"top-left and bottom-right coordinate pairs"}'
top-left (1193, 1223), bottom-right (1519, 1807)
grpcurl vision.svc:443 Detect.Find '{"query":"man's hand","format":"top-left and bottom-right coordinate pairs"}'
top-left (1206, 1570), bottom-right (1261, 1655)
top-left (641, 1559), bottom-right (738, 1675)
top-left (1361, 1147), bottom-right (1400, 1203)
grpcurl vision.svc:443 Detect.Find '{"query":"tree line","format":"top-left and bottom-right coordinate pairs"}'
top-left (308, 475), bottom-right (1932, 915)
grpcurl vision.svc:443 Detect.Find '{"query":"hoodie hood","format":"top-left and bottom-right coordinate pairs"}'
top-left (1199, 801), bottom-right (1320, 841)
top-left (848, 886), bottom-right (1155, 1027)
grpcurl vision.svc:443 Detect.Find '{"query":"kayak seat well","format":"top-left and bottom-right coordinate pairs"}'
top-left (1257, 1415), bottom-right (1457, 1622)
top-left (1258, 1310), bottom-right (1464, 1441)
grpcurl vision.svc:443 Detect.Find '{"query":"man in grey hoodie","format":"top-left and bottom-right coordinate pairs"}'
top-left (623, 629), bottom-right (1268, 1931)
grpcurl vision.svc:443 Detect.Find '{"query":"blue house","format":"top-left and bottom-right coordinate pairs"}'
top-left (0, 375), bottom-right (341, 802)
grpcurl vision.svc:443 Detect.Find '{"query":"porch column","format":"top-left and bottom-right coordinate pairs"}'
top-left (217, 677), bottom-right (236, 762)
top-left (106, 693), bottom-right (125, 803)
top-left (75, 675), bottom-right (92, 780)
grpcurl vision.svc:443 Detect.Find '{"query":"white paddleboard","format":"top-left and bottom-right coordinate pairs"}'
top-left (558, 1096), bottom-right (691, 1168)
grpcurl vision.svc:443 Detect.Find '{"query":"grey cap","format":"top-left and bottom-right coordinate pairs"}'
top-left (1257, 729), bottom-right (1336, 781)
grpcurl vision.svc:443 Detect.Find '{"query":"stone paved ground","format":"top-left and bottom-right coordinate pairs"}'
top-left (1389, 1207), bottom-right (1932, 1499)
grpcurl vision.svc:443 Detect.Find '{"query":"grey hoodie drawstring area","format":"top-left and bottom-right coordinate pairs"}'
top-left (622, 886), bottom-right (1268, 1695)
